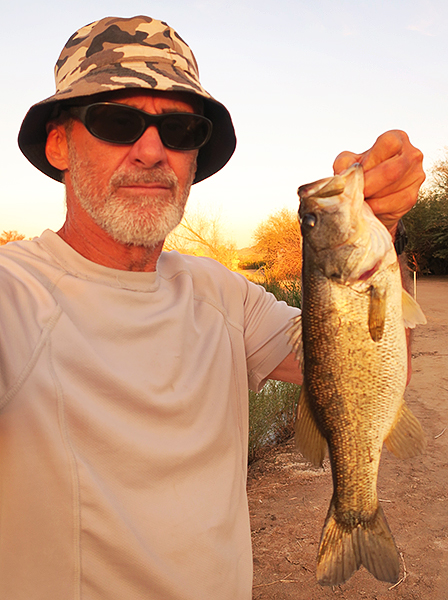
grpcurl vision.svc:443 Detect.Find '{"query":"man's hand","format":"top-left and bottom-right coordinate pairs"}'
top-left (333, 130), bottom-right (425, 236)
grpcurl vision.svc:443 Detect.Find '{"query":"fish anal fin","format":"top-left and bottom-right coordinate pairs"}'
top-left (402, 289), bottom-right (426, 328)
top-left (317, 502), bottom-right (400, 586)
top-left (385, 402), bottom-right (427, 459)
top-left (295, 383), bottom-right (327, 467)
top-left (368, 285), bottom-right (387, 342)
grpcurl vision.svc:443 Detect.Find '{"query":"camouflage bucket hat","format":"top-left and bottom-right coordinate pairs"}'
top-left (18, 15), bottom-right (236, 184)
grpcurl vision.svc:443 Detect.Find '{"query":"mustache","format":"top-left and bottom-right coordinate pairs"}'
top-left (109, 167), bottom-right (178, 190)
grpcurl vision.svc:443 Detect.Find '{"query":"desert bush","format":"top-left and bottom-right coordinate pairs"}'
top-left (404, 155), bottom-right (448, 275)
top-left (258, 275), bottom-right (302, 309)
top-left (248, 380), bottom-right (300, 463)
top-left (0, 230), bottom-right (26, 245)
top-left (247, 273), bottom-right (301, 463)
top-left (252, 208), bottom-right (302, 280)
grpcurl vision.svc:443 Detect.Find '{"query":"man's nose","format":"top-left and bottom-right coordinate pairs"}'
top-left (126, 125), bottom-right (168, 168)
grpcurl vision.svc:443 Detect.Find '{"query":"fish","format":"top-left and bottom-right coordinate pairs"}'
top-left (287, 164), bottom-right (427, 586)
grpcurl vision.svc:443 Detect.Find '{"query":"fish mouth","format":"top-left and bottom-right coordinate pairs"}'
top-left (298, 164), bottom-right (395, 279)
top-left (298, 164), bottom-right (362, 202)
top-left (298, 174), bottom-right (345, 200)
top-left (297, 164), bottom-right (365, 237)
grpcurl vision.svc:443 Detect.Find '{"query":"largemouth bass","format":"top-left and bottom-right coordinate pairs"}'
top-left (287, 164), bottom-right (426, 586)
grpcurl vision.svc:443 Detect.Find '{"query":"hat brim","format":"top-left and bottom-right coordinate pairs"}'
top-left (18, 91), bottom-right (236, 185)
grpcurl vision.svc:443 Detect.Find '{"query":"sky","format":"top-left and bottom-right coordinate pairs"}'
top-left (2, 0), bottom-right (448, 248)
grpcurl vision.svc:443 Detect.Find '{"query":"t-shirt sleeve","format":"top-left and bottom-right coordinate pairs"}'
top-left (0, 258), bottom-right (60, 404)
top-left (237, 275), bottom-right (300, 392)
top-left (161, 253), bottom-right (301, 394)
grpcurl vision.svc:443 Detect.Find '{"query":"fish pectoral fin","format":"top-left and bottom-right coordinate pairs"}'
top-left (368, 285), bottom-right (387, 342)
top-left (385, 401), bottom-right (427, 458)
top-left (294, 383), bottom-right (327, 467)
top-left (286, 314), bottom-right (303, 366)
top-left (402, 289), bottom-right (427, 328)
top-left (316, 502), bottom-right (400, 586)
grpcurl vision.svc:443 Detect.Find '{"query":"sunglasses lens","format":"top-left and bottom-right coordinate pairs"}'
top-left (81, 104), bottom-right (212, 149)
top-left (86, 105), bottom-right (144, 144)
top-left (160, 115), bottom-right (211, 150)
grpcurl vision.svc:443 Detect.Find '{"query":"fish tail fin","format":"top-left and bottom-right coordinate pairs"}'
top-left (316, 501), bottom-right (400, 586)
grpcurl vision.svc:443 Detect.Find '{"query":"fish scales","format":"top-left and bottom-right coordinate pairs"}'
top-left (303, 264), bottom-right (405, 518)
top-left (288, 164), bottom-right (427, 586)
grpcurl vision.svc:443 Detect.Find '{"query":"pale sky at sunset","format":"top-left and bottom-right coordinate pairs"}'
top-left (2, 0), bottom-right (448, 247)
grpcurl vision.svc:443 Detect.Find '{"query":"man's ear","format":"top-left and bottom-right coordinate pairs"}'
top-left (45, 124), bottom-right (70, 171)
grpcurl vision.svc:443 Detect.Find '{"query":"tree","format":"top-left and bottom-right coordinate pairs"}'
top-left (252, 208), bottom-right (302, 279)
top-left (0, 230), bottom-right (26, 245)
top-left (164, 209), bottom-right (239, 270)
top-left (404, 155), bottom-right (448, 275)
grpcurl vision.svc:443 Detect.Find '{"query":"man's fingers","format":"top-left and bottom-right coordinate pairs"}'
top-left (357, 130), bottom-right (406, 172)
top-left (365, 186), bottom-right (420, 230)
top-left (333, 151), bottom-right (361, 175)
top-left (333, 130), bottom-right (425, 200)
top-left (363, 151), bottom-right (425, 199)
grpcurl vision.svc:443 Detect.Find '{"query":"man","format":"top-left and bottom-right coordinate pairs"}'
top-left (1, 15), bottom-right (424, 600)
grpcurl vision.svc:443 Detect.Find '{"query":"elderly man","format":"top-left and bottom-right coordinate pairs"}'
top-left (1, 15), bottom-right (423, 600)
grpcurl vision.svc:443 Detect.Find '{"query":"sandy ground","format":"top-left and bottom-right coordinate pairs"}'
top-left (248, 275), bottom-right (448, 600)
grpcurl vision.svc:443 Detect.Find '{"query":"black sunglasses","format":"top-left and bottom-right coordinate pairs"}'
top-left (67, 102), bottom-right (213, 151)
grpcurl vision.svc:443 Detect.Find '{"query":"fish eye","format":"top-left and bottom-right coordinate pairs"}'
top-left (300, 213), bottom-right (317, 230)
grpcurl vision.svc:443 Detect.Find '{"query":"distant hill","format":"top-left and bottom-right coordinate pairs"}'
top-left (237, 246), bottom-right (265, 270)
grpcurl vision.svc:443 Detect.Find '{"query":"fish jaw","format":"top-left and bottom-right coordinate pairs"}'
top-left (298, 164), bottom-right (365, 254)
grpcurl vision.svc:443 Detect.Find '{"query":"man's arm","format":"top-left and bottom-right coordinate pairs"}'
top-left (267, 352), bottom-right (303, 385)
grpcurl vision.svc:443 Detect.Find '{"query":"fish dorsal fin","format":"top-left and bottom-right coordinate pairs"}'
top-left (402, 289), bottom-right (427, 328)
top-left (286, 314), bottom-right (303, 366)
top-left (384, 401), bottom-right (426, 458)
top-left (295, 383), bottom-right (327, 467)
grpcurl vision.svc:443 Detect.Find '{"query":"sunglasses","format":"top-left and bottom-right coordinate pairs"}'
top-left (68, 102), bottom-right (213, 151)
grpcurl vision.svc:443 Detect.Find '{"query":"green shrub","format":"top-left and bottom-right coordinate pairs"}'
top-left (247, 273), bottom-right (302, 463)
top-left (259, 276), bottom-right (302, 309)
top-left (238, 260), bottom-right (266, 270)
top-left (248, 380), bottom-right (300, 463)
top-left (403, 155), bottom-right (448, 275)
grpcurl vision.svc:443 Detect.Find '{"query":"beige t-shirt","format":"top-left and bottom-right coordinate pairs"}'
top-left (0, 230), bottom-right (299, 600)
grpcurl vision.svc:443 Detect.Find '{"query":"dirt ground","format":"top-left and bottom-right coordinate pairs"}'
top-left (248, 275), bottom-right (448, 600)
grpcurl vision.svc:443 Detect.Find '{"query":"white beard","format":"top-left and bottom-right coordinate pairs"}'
top-left (66, 140), bottom-right (196, 248)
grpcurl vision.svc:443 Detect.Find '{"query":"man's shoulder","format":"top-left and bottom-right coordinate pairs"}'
top-left (0, 231), bottom-right (53, 263)
top-left (0, 237), bottom-right (41, 278)
top-left (158, 251), bottom-right (257, 313)
top-left (159, 251), bottom-right (245, 285)
top-left (0, 233), bottom-right (66, 313)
